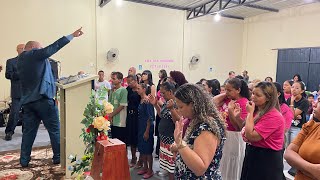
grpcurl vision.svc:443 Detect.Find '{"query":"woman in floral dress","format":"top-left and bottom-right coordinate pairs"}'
top-left (171, 84), bottom-right (226, 179)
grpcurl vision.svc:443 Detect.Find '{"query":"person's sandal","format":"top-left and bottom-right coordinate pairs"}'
top-left (143, 171), bottom-right (154, 179)
top-left (134, 161), bottom-right (143, 169)
top-left (137, 169), bottom-right (148, 175)
top-left (129, 157), bottom-right (137, 168)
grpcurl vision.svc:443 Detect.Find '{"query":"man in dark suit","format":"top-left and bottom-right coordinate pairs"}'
top-left (4, 44), bottom-right (25, 141)
top-left (17, 27), bottom-right (83, 167)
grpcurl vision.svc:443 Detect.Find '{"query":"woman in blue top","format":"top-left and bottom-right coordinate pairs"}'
top-left (171, 84), bottom-right (226, 179)
top-left (136, 83), bottom-right (155, 179)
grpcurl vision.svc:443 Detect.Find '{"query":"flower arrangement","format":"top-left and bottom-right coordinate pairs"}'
top-left (68, 87), bottom-right (113, 176)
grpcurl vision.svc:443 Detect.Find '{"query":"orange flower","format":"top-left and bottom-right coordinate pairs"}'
top-left (92, 116), bottom-right (110, 131)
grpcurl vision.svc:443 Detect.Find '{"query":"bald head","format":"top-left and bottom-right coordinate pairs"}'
top-left (16, 44), bottom-right (25, 55)
top-left (128, 67), bottom-right (136, 76)
top-left (24, 41), bottom-right (42, 51)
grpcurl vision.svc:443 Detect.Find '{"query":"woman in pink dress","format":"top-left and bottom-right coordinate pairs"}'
top-left (240, 82), bottom-right (285, 180)
top-left (214, 78), bottom-right (250, 180)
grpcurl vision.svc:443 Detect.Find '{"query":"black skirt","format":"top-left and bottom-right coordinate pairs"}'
top-left (241, 144), bottom-right (284, 180)
top-left (126, 110), bottom-right (139, 146)
top-left (155, 114), bottom-right (161, 136)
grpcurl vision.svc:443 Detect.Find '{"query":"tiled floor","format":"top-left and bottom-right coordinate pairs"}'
top-left (0, 125), bottom-right (293, 180)
top-left (0, 124), bottom-right (50, 152)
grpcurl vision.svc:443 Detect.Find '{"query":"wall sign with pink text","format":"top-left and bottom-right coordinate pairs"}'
top-left (144, 59), bottom-right (174, 70)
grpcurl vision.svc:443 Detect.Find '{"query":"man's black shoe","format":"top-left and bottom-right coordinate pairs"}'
top-left (5, 133), bottom-right (13, 141)
top-left (20, 163), bottom-right (29, 167)
top-left (53, 159), bottom-right (60, 164)
top-left (16, 120), bottom-right (23, 126)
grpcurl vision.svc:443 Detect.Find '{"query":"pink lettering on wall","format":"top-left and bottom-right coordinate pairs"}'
top-left (144, 59), bottom-right (174, 70)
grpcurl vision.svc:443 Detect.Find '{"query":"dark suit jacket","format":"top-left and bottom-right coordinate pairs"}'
top-left (18, 36), bottom-right (70, 105)
top-left (5, 57), bottom-right (21, 98)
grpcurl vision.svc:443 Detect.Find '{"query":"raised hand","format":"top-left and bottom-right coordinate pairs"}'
top-left (246, 101), bottom-right (255, 114)
top-left (228, 100), bottom-right (236, 111)
top-left (72, 27), bottom-right (84, 37)
top-left (148, 94), bottom-right (157, 105)
top-left (174, 117), bottom-right (184, 145)
top-left (234, 103), bottom-right (241, 119)
top-left (166, 99), bottom-right (175, 110)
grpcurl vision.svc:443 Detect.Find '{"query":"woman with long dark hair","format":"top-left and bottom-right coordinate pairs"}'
top-left (274, 82), bottom-right (294, 148)
top-left (274, 82), bottom-right (294, 133)
top-left (202, 79), bottom-right (221, 97)
top-left (141, 70), bottom-right (156, 97)
top-left (240, 82), bottom-right (285, 180)
top-left (287, 81), bottom-right (309, 143)
top-left (154, 69), bottom-right (168, 160)
top-left (149, 81), bottom-right (180, 180)
top-left (214, 78), bottom-right (250, 180)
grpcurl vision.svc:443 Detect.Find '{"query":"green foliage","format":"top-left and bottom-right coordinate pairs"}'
top-left (68, 87), bottom-right (110, 175)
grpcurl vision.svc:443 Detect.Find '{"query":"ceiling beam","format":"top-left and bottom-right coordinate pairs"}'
top-left (187, 0), bottom-right (250, 20)
top-left (220, 13), bottom-right (244, 20)
top-left (225, 0), bottom-right (279, 12)
top-left (186, 0), bottom-right (280, 20)
top-left (243, 4), bottom-right (279, 12)
top-left (124, 0), bottom-right (186, 11)
top-left (99, 0), bottom-right (111, 7)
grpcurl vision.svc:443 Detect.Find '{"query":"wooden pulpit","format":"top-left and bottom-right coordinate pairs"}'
top-left (56, 74), bottom-right (97, 178)
top-left (91, 139), bottom-right (131, 180)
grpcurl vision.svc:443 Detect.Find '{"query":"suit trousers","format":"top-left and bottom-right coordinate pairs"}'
top-left (20, 98), bottom-right (60, 166)
top-left (5, 98), bottom-right (21, 134)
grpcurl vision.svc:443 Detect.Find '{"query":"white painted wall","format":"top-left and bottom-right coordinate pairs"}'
top-left (242, 3), bottom-right (320, 81)
top-left (0, 0), bottom-right (97, 99)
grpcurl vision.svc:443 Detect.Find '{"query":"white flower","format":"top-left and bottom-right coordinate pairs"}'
top-left (68, 166), bottom-right (74, 171)
top-left (92, 116), bottom-right (111, 131)
top-left (68, 154), bottom-right (74, 160)
top-left (103, 101), bottom-right (114, 114)
top-left (76, 159), bottom-right (82, 165)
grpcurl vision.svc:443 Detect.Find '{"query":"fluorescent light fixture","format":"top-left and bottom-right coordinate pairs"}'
top-left (116, 0), bottom-right (123, 6)
top-left (214, 13), bottom-right (221, 22)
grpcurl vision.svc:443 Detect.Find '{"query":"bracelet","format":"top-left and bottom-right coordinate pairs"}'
top-left (289, 105), bottom-right (294, 107)
top-left (177, 141), bottom-right (187, 150)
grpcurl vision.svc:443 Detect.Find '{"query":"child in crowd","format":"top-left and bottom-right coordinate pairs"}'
top-left (136, 83), bottom-right (155, 179)
top-left (307, 94), bottom-right (316, 121)
top-left (283, 80), bottom-right (293, 101)
top-left (220, 85), bottom-right (226, 94)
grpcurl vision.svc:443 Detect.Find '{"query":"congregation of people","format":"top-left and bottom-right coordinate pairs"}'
top-left (94, 66), bottom-right (320, 179)
top-left (1, 28), bottom-right (320, 180)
